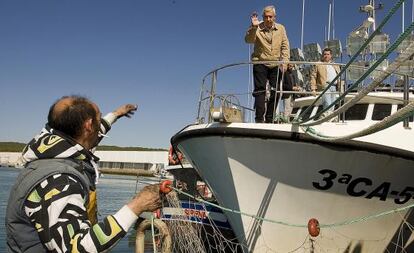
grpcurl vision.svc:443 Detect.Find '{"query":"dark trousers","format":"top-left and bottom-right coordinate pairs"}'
top-left (253, 64), bottom-right (281, 123)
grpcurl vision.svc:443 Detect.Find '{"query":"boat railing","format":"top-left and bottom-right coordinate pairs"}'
top-left (197, 0), bottom-right (414, 127)
top-left (196, 60), bottom-right (413, 126)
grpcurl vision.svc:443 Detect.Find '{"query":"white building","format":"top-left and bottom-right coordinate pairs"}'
top-left (0, 151), bottom-right (168, 171)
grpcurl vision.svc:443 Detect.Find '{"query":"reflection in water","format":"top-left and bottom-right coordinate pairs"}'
top-left (0, 167), bottom-right (155, 253)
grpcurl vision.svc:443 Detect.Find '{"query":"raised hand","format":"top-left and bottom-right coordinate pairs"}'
top-left (113, 104), bottom-right (138, 119)
top-left (251, 12), bottom-right (260, 27)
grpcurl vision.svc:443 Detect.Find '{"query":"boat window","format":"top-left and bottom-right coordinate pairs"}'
top-left (314, 105), bottom-right (324, 120)
top-left (397, 104), bottom-right (414, 122)
top-left (291, 107), bottom-right (299, 115)
top-left (345, 104), bottom-right (368, 120)
top-left (314, 104), bottom-right (344, 120)
top-left (372, 104), bottom-right (392, 120)
top-left (300, 106), bottom-right (312, 120)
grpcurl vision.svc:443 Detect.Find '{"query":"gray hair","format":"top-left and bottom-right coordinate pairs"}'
top-left (262, 5), bottom-right (276, 16)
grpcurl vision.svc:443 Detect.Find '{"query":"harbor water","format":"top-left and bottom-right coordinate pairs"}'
top-left (0, 166), bottom-right (158, 253)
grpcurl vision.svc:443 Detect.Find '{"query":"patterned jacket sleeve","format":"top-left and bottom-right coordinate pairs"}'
top-left (24, 173), bottom-right (137, 252)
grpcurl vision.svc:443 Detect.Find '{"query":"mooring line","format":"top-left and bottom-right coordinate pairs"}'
top-left (167, 185), bottom-right (414, 229)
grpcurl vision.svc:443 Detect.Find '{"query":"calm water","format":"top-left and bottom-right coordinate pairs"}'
top-left (0, 166), bottom-right (158, 253)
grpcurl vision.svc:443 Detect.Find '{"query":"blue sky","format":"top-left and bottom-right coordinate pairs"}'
top-left (0, 0), bottom-right (411, 148)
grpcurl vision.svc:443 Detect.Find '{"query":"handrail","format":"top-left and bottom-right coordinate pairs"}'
top-left (298, 21), bottom-right (414, 125)
top-left (297, 0), bottom-right (407, 121)
top-left (197, 59), bottom-right (413, 122)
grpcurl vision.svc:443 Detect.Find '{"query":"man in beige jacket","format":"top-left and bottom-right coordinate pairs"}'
top-left (310, 48), bottom-right (341, 112)
top-left (245, 5), bottom-right (290, 123)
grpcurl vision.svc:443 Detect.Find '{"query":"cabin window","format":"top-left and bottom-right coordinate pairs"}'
top-left (291, 107), bottom-right (299, 115)
top-left (372, 104), bottom-right (392, 120)
top-left (397, 104), bottom-right (414, 122)
top-left (300, 106), bottom-right (313, 120)
top-left (345, 104), bottom-right (368, 120)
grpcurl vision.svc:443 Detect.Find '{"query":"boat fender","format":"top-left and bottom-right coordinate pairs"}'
top-left (168, 146), bottom-right (183, 165)
top-left (160, 180), bottom-right (173, 194)
top-left (307, 218), bottom-right (320, 237)
top-left (135, 218), bottom-right (172, 253)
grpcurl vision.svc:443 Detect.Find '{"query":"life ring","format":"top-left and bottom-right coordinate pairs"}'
top-left (135, 218), bottom-right (172, 253)
top-left (168, 146), bottom-right (183, 165)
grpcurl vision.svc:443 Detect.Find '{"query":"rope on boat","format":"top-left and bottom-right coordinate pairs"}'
top-left (165, 184), bottom-right (414, 229)
top-left (135, 215), bottom-right (172, 253)
top-left (298, 22), bottom-right (414, 127)
top-left (303, 101), bottom-right (414, 141)
top-left (296, 0), bottom-right (407, 122)
top-left (297, 41), bottom-right (414, 140)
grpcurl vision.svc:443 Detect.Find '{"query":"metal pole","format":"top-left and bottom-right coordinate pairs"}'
top-left (403, 75), bottom-right (410, 128)
top-left (328, 1), bottom-right (332, 40)
top-left (403, 2), bottom-right (405, 33)
top-left (372, 0), bottom-right (376, 30)
top-left (301, 0), bottom-right (305, 50)
top-left (248, 45), bottom-right (252, 122)
top-left (332, 0), bottom-right (335, 39)
top-left (208, 71), bottom-right (217, 123)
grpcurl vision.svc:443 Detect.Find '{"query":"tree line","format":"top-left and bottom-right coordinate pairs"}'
top-left (0, 142), bottom-right (166, 152)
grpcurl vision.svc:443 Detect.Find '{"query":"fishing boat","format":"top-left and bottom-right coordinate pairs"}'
top-left (170, 1), bottom-right (414, 252)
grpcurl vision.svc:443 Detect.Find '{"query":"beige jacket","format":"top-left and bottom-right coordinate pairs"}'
top-left (245, 22), bottom-right (290, 68)
top-left (310, 63), bottom-right (341, 91)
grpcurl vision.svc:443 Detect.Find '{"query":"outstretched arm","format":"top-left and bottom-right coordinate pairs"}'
top-left (98, 104), bottom-right (138, 141)
top-left (113, 104), bottom-right (138, 119)
top-left (25, 176), bottom-right (161, 253)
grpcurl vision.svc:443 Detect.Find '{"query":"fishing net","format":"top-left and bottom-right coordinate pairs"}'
top-left (161, 186), bottom-right (244, 253)
top-left (136, 175), bottom-right (414, 253)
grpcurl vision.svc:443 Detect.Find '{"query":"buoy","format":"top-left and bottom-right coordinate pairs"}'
top-left (160, 180), bottom-right (173, 194)
top-left (308, 218), bottom-right (320, 237)
top-left (168, 146), bottom-right (183, 165)
top-left (135, 218), bottom-right (172, 253)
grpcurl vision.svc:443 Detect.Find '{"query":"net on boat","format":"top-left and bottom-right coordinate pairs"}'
top-left (161, 189), bottom-right (244, 253)
top-left (137, 175), bottom-right (414, 253)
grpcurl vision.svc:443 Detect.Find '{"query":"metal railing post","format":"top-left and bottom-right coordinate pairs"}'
top-left (403, 75), bottom-right (410, 128)
top-left (208, 71), bottom-right (217, 123)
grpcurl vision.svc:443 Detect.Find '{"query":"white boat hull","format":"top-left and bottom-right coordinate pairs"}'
top-left (172, 123), bottom-right (414, 252)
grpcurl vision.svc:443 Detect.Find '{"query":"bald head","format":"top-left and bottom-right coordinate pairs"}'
top-left (48, 95), bottom-right (99, 139)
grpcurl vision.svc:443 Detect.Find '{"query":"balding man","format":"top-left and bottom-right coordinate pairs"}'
top-left (6, 95), bottom-right (161, 252)
top-left (245, 5), bottom-right (290, 123)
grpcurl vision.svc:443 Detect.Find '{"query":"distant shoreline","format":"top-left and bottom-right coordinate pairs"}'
top-left (0, 166), bottom-right (155, 177)
top-left (0, 142), bottom-right (167, 152)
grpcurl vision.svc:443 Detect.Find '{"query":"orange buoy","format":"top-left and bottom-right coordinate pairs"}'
top-left (160, 180), bottom-right (173, 194)
top-left (307, 218), bottom-right (320, 237)
top-left (168, 146), bottom-right (183, 165)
